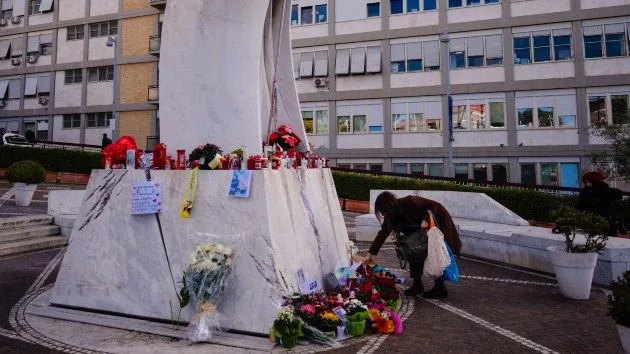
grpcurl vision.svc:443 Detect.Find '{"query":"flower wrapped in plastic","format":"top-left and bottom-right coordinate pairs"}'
top-left (344, 299), bottom-right (368, 336)
top-left (181, 243), bottom-right (235, 342)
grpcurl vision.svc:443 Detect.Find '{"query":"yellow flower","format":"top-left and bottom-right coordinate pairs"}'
top-left (322, 312), bottom-right (340, 322)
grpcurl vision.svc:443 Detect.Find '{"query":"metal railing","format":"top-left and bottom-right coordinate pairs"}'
top-left (147, 85), bottom-right (159, 103)
top-left (29, 140), bottom-right (103, 152)
top-left (149, 35), bottom-right (161, 53)
top-left (330, 167), bottom-right (630, 197)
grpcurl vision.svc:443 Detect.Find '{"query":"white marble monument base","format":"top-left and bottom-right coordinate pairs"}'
top-left (51, 169), bottom-right (350, 334)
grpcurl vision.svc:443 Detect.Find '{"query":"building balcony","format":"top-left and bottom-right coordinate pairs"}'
top-left (150, 0), bottom-right (166, 10)
top-left (149, 35), bottom-right (161, 56)
top-left (148, 85), bottom-right (159, 104)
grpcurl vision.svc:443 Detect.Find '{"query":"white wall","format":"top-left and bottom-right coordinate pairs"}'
top-left (389, 11), bottom-right (439, 30)
top-left (24, 97), bottom-right (47, 109)
top-left (85, 127), bottom-right (110, 145)
top-left (52, 115), bottom-right (81, 144)
top-left (392, 132), bottom-right (443, 148)
top-left (88, 37), bottom-right (114, 61)
top-left (54, 71), bottom-right (82, 107)
top-left (452, 130), bottom-right (508, 147)
top-left (337, 134), bottom-right (384, 149)
top-left (585, 58), bottom-right (630, 76)
top-left (86, 82), bottom-right (113, 106)
top-left (295, 79), bottom-right (328, 94)
top-left (336, 75), bottom-right (382, 91)
top-left (447, 3), bottom-right (502, 24)
top-left (514, 62), bottom-right (575, 81)
top-left (510, 0), bottom-right (570, 16)
top-left (450, 67), bottom-right (505, 85)
top-left (517, 129), bottom-right (579, 146)
top-left (5, 99), bottom-right (20, 110)
top-left (58, 0), bottom-right (86, 21)
top-left (390, 71), bottom-right (441, 88)
top-left (290, 24), bottom-right (328, 40)
top-left (335, 18), bottom-right (381, 35)
top-left (28, 13), bottom-right (53, 26)
top-left (308, 135), bottom-right (329, 149)
top-left (335, 0), bottom-right (373, 21)
top-left (89, 0), bottom-right (118, 16)
top-left (26, 53), bottom-right (52, 68)
top-left (581, 0), bottom-right (630, 9)
top-left (56, 28), bottom-right (84, 64)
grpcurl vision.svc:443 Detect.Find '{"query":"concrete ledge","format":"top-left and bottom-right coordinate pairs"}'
top-left (370, 190), bottom-right (529, 226)
top-left (47, 190), bottom-right (85, 216)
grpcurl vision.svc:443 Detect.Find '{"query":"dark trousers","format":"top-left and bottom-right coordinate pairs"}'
top-left (409, 262), bottom-right (445, 291)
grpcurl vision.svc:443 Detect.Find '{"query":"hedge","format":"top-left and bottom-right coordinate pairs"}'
top-left (332, 171), bottom-right (630, 225)
top-left (0, 145), bottom-right (102, 175)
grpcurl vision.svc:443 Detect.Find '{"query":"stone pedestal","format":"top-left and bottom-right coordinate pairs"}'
top-left (51, 169), bottom-right (349, 334)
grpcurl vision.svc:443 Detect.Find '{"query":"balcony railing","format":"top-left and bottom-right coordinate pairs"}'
top-left (149, 0), bottom-right (166, 10)
top-left (149, 35), bottom-right (161, 55)
top-left (148, 85), bottom-right (159, 104)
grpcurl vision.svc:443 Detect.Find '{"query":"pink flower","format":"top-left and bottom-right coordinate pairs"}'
top-left (299, 304), bottom-right (316, 316)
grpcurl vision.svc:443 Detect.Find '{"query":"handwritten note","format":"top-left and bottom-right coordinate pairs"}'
top-left (132, 181), bottom-right (162, 215)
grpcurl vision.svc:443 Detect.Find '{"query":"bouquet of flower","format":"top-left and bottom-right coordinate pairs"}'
top-left (181, 243), bottom-right (235, 342)
top-left (270, 306), bottom-right (303, 349)
top-left (344, 299), bottom-right (368, 336)
top-left (367, 303), bottom-right (403, 335)
top-left (268, 124), bottom-right (301, 151)
top-left (189, 143), bottom-right (223, 170)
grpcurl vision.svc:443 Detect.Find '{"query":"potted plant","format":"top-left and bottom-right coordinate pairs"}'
top-left (608, 271), bottom-right (630, 353)
top-left (270, 306), bottom-right (302, 349)
top-left (344, 299), bottom-right (368, 336)
top-left (5, 160), bottom-right (46, 207)
top-left (188, 143), bottom-right (222, 170)
top-left (548, 205), bottom-right (609, 300)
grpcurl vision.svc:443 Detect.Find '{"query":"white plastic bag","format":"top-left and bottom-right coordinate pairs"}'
top-left (422, 214), bottom-right (451, 278)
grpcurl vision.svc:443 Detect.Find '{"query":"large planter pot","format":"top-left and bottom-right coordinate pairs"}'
top-left (347, 320), bottom-right (366, 336)
top-left (13, 183), bottom-right (37, 207)
top-left (619, 325), bottom-right (630, 354)
top-left (546, 246), bottom-right (598, 300)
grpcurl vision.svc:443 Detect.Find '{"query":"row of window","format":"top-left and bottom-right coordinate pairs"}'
top-left (448, 35), bottom-right (503, 69)
top-left (335, 46), bottom-right (382, 75)
top-left (62, 112), bottom-right (112, 129)
top-left (0, 34), bottom-right (51, 59)
top-left (390, 0), bottom-right (437, 14)
top-left (64, 66), bottom-right (114, 84)
top-left (0, 0), bottom-right (55, 18)
top-left (291, 3), bottom-right (327, 25)
top-left (589, 93), bottom-right (630, 125)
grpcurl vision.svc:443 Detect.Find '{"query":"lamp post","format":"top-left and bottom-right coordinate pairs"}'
top-left (440, 29), bottom-right (454, 178)
top-left (106, 36), bottom-right (119, 140)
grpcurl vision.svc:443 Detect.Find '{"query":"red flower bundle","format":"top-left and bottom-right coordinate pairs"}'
top-left (268, 124), bottom-right (301, 151)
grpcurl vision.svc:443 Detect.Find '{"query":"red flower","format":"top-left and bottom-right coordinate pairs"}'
top-left (278, 124), bottom-right (294, 136)
top-left (268, 132), bottom-right (280, 144)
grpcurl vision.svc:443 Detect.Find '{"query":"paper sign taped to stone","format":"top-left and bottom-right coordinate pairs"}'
top-left (132, 181), bottom-right (162, 215)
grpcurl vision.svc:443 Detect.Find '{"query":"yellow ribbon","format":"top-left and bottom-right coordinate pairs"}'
top-left (180, 167), bottom-right (199, 218)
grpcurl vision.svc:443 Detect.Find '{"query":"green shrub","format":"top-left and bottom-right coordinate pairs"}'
top-left (550, 205), bottom-right (608, 253)
top-left (5, 160), bottom-right (46, 184)
top-left (0, 145), bottom-right (101, 174)
top-left (332, 171), bottom-right (630, 225)
top-left (608, 271), bottom-right (630, 327)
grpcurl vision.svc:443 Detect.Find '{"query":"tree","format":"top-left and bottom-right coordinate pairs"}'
top-left (589, 121), bottom-right (630, 183)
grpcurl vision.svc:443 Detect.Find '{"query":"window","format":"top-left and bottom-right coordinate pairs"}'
top-left (67, 25), bottom-right (84, 41)
top-left (517, 108), bottom-right (533, 128)
top-left (62, 114), bottom-right (81, 129)
top-left (470, 104), bottom-right (486, 129)
top-left (449, 0), bottom-right (497, 8)
top-left (86, 112), bottom-right (112, 128)
top-left (367, 2), bottom-right (380, 17)
top-left (473, 164), bottom-right (488, 183)
top-left (537, 107), bottom-right (554, 127)
top-left (369, 125), bottom-right (383, 133)
top-left (89, 21), bottom-right (117, 38)
top-left (584, 34), bottom-right (603, 58)
top-left (453, 105), bottom-right (467, 129)
top-left (492, 164), bottom-right (508, 184)
top-left (64, 69), bottom-right (82, 84)
top-left (540, 163), bottom-right (558, 186)
top-left (337, 163), bottom-right (351, 169)
top-left (393, 163), bottom-right (407, 174)
top-left (489, 102), bottom-right (505, 128)
top-left (449, 38), bottom-right (466, 68)
top-left (449, 35), bottom-right (502, 69)
top-left (533, 35), bottom-right (551, 62)
top-left (520, 163), bottom-right (536, 185)
top-left (449, 0), bottom-right (463, 7)
top-left (428, 164), bottom-right (442, 176)
top-left (2, 9), bottom-right (12, 20)
top-left (392, 113), bottom-right (407, 132)
top-left (337, 116), bottom-right (350, 133)
top-left (88, 66), bottom-right (114, 82)
top-left (588, 96), bottom-right (607, 124)
top-left (24, 74), bottom-right (50, 97)
top-left (605, 33), bottom-right (625, 57)
top-left (291, 4), bottom-right (298, 25)
top-left (454, 164), bottom-right (469, 180)
top-left (514, 36), bottom-right (531, 64)
top-left (302, 109), bottom-right (329, 134)
top-left (353, 115), bottom-right (367, 133)
top-left (553, 35), bottom-right (571, 60)
top-left (411, 163), bottom-right (424, 175)
top-left (28, 0), bottom-right (41, 15)
top-left (559, 115), bottom-right (576, 127)
top-left (370, 164), bottom-right (383, 172)
top-left (390, 40), bottom-right (438, 73)
top-left (301, 6), bottom-right (312, 25)
top-left (8, 79), bottom-right (21, 99)
top-left (408, 0), bottom-right (420, 12)
top-left (611, 95), bottom-right (630, 124)
top-left (315, 4), bottom-right (327, 23)
top-left (390, 0), bottom-right (403, 14)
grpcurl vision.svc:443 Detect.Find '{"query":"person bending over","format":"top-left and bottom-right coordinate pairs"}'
top-left (355, 191), bottom-right (461, 299)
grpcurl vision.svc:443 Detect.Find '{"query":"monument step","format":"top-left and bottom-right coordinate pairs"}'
top-left (0, 215), bottom-right (53, 231)
top-left (0, 225), bottom-right (61, 244)
top-left (0, 236), bottom-right (67, 257)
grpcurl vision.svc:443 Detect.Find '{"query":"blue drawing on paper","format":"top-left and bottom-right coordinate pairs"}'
top-left (227, 170), bottom-right (253, 198)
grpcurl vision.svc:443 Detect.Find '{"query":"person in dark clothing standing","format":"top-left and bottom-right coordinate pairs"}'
top-left (577, 171), bottom-right (627, 236)
top-left (0, 127), bottom-right (5, 145)
top-left (355, 191), bottom-right (461, 299)
top-left (101, 133), bottom-right (113, 149)
top-left (24, 129), bottom-right (36, 144)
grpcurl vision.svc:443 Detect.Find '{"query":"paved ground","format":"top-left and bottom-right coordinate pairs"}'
top-left (0, 204), bottom-right (624, 353)
top-left (0, 182), bottom-right (84, 218)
